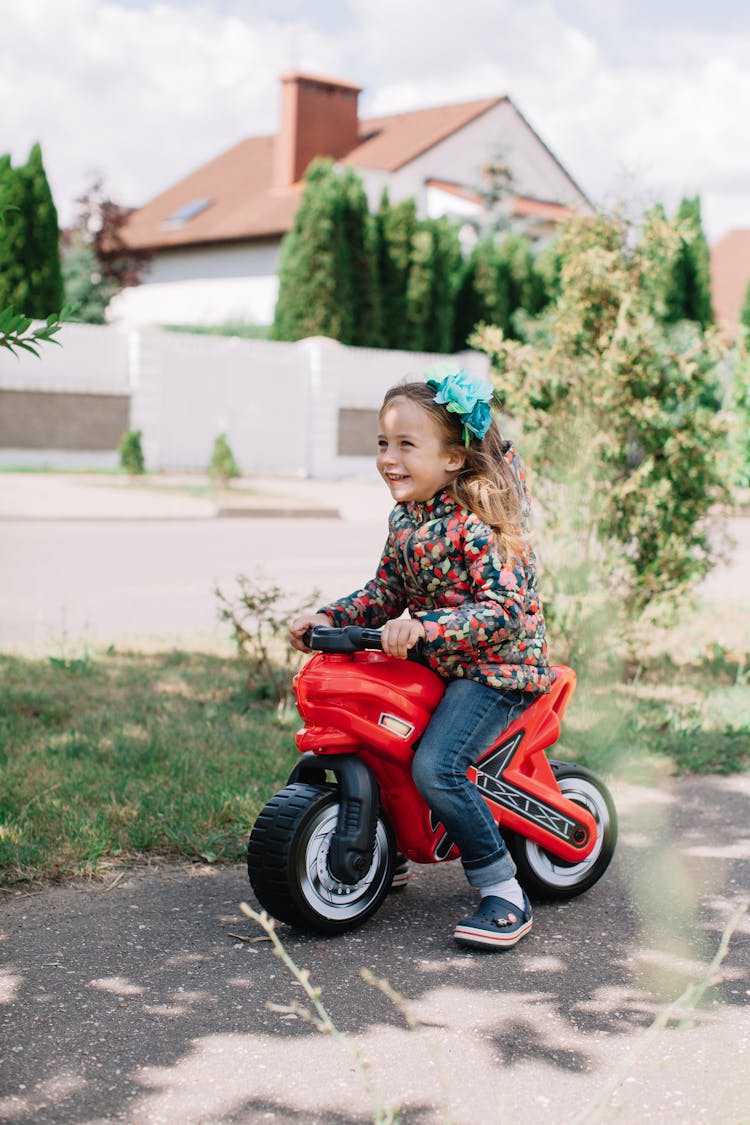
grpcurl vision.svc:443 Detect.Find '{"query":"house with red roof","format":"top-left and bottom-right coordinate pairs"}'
top-left (710, 229), bottom-right (750, 337)
top-left (111, 71), bottom-right (592, 328)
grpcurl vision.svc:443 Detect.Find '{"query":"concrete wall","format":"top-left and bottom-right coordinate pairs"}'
top-left (0, 322), bottom-right (489, 477)
top-left (0, 322), bottom-right (131, 469)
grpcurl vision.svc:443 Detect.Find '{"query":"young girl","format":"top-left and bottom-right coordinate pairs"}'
top-left (290, 367), bottom-right (550, 951)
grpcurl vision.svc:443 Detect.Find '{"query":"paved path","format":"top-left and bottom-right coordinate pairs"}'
top-left (1, 774), bottom-right (748, 1124)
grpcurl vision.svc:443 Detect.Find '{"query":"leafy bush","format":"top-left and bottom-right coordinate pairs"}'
top-left (474, 209), bottom-right (733, 669)
top-left (730, 336), bottom-right (750, 488)
top-left (215, 576), bottom-right (320, 712)
top-left (208, 433), bottom-right (240, 486)
top-left (118, 428), bottom-right (145, 475)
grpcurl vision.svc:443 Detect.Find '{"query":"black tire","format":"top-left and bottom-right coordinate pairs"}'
top-left (247, 781), bottom-right (396, 934)
top-left (506, 764), bottom-right (618, 901)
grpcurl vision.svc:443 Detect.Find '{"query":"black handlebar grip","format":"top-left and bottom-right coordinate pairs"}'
top-left (350, 627), bottom-right (384, 650)
top-left (309, 625), bottom-right (426, 661)
top-left (309, 625), bottom-right (381, 653)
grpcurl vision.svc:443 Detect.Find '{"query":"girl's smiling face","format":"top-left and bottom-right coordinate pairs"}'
top-left (377, 396), bottom-right (464, 503)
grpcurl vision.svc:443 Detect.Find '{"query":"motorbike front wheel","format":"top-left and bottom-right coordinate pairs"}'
top-left (506, 763), bottom-right (618, 900)
top-left (247, 782), bottom-right (396, 934)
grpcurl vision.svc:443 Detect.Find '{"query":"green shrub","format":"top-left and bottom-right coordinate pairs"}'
top-left (118, 428), bottom-right (145, 475)
top-left (474, 209), bottom-right (733, 670)
top-left (208, 433), bottom-right (240, 486)
top-left (215, 575), bottom-right (321, 713)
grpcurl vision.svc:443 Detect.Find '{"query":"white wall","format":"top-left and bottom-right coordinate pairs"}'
top-left (108, 239), bottom-right (282, 327)
top-left (0, 324), bottom-right (490, 477)
top-left (0, 322), bottom-right (131, 393)
top-left (109, 275), bottom-right (279, 328)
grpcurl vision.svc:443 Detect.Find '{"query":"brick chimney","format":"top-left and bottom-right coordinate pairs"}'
top-left (273, 71), bottom-right (362, 189)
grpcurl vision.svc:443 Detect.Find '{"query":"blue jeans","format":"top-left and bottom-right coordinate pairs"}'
top-left (411, 678), bottom-right (532, 887)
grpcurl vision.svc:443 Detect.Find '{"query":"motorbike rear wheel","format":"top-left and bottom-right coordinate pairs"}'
top-left (247, 781), bottom-right (396, 934)
top-left (506, 763), bottom-right (618, 900)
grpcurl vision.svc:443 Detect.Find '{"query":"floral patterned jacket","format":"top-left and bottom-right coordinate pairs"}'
top-left (319, 446), bottom-right (551, 695)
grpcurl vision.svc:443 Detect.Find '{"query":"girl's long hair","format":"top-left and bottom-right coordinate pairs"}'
top-left (380, 382), bottom-right (526, 560)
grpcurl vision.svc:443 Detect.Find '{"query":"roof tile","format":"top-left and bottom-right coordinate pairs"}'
top-left (120, 97), bottom-right (504, 250)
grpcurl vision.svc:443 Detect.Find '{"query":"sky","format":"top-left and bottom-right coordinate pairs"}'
top-left (4, 0), bottom-right (750, 243)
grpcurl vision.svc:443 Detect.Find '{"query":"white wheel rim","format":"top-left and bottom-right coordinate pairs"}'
top-left (297, 804), bottom-right (390, 922)
top-left (523, 776), bottom-right (610, 889)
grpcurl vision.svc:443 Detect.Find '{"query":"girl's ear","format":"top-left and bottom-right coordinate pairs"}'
top-left (445, 448), bottom-right (466, 473)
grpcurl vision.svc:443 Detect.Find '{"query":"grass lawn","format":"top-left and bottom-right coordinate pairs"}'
top-left (1, 635), bottom-right (748, 888)
top-left (0, 648), bottom-right (297, 886)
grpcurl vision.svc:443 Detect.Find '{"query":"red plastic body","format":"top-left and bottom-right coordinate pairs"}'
top-left (294, 651), bottom-right (596, 867)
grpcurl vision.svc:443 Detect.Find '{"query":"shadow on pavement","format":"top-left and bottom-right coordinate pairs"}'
top-left (1, 774), bottom-right (748, 1123)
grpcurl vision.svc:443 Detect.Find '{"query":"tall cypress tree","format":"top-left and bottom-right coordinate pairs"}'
top-left (452, 236), bottom-right (511, 349)
top-left (424, 217), bottom-right (461, 353)
top-left (272, 159), bottom-right (353, 343)
top-left (664, 195), bottom-right (714, 328)
top-left (405, 223), bottom-right (435, 353)
top-left (376, 192), bottom-right (417, 351)
top-left (0, 154), bottom-right (32, 313)
top-left (20, 143), bottom-right (63, 317)
top-left (340, 168), bottom-right (382, 347)
top-left (496, 231), bottom-right (546, 332)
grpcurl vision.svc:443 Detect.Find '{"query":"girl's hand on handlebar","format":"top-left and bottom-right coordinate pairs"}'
top-left (289, 612), bottom-right (332, 653)
top-left (381, 618), bottom-right (425, 660)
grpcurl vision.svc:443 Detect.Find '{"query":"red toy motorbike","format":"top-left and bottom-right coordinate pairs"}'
top-left (248, 626), bottom-right (617, 934)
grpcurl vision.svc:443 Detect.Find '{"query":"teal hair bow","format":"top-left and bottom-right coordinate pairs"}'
top-left (424, 363), bottom-right (495, 447)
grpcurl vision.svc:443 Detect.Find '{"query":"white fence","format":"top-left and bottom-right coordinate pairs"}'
top-left (0, 323), bottom-right (489, 477)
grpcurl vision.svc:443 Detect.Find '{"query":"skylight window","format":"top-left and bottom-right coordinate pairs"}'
top-left (165, 198), bottom-right (213, 224)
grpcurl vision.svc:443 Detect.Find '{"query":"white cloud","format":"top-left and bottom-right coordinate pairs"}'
top-left (2, 0), bottom-right (331, 216)
top-left (2, 0), bottom-right (749, 241)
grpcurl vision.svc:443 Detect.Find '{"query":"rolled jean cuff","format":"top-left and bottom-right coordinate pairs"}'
top-left (463, 847), bottom-right (517, 887)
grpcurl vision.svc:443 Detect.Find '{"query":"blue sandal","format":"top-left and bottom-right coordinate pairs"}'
top-left (454, 893), bottom-right (533, 950)
top-left (389, 853), bottom-right (410, 891)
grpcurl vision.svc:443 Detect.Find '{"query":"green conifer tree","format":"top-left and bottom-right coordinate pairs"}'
top-left (340, 168), bottom-right (382, 347)
top-left (375, 192), bottom-right (417, 350)
top-left (496, 231), bottom-right (547, 332)
top-left (209, 433), bottom-right (240, 486)
top-left (272, 159), bottom-right (353, 343)
top-left (423, 217), bottom-right (462, 353)
top-left (0, 154), bottom-right (31, 313)
top-left (118, 429), bottom-right (145, 475)
top-left (405, 224), bottom-right (436, 353)
top-left (20, 143), bottom-right (64, 317)
top-left (664, 195), bottom-right (714, 328)
top-left (452, 236), bottom-right (511, 349)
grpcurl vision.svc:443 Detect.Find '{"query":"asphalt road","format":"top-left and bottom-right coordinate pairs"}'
top-left (0, 486), bottom-right (748, 652)
top-left (0, 473), bottom-right (394, 650)
top-left (0, 516), bottom-right (389, 649)
top-left (1, 774), bottom-right (749, 1124)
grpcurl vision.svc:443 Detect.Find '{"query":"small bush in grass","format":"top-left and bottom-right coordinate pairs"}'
top-left (209, 433), bottom-right (240, 487)
top-left (216, 575), bottom-right (321, 712)
top-left (118, 428), bottom-right (145, 475)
